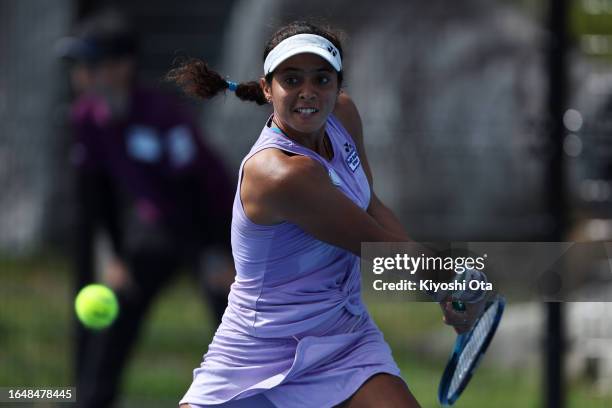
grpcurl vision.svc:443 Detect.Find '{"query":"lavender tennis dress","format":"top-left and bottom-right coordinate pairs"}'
top-left (179, 114), bottom-right (402, 407)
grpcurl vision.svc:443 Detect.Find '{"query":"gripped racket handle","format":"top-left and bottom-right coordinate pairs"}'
top-left (452, 300), bottom-right (466, 312)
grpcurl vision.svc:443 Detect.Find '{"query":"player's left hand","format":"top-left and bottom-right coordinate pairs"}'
top-left (439, 298), bottom-right (486, 334)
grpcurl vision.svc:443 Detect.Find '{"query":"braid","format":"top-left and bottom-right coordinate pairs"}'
top-left (235, 81), bottom-right (267, 105)
top-left (166, 58), bottom-right (226, 99)
top-left (167, 58), bottom-right (267, 105)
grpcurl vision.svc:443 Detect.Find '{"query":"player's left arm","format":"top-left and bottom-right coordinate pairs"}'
top-left (333, 92), bottom-right (409, 239)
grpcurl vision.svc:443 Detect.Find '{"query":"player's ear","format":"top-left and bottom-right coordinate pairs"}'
top-left (260, 77), bottom-right (272, 103)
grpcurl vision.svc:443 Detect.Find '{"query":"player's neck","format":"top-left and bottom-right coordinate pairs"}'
top-left (271, 117), bottom-right (327, 156)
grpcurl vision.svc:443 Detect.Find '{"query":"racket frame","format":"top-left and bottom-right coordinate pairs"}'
top-left (438, 295), bottom-right (506, 406)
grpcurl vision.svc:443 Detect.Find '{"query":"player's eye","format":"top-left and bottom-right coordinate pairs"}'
top-left (284, 76), bottom-right (300, 86)
top-left (317, 75), bottom-right (331, 85)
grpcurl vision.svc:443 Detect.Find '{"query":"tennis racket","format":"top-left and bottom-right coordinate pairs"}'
top-left (438, 295), bottom-right (505, 406)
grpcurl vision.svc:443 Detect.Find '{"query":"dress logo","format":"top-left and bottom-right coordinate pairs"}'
top-left (343, 142), bottom-right (361, 172)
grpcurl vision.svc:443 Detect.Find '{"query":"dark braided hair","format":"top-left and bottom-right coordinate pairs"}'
top-left (166, 21), bottom-right (345, 105)
top-left (166, 58), bottom-right (266, 104)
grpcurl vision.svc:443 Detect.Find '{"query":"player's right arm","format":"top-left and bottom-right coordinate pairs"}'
top-left (241, 149), bottom-right (409, 256)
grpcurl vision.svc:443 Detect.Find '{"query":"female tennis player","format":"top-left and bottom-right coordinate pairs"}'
top-left (170, 21), bottom-right (480, 408)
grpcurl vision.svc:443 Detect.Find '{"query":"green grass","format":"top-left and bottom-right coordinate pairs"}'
top-left (1, 254), bottom-right (612, 407)
top-left (0, 253), bottom-right (212, 407)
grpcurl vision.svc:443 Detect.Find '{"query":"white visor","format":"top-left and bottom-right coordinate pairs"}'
top-left (264, 33), bottom-right (342, 75)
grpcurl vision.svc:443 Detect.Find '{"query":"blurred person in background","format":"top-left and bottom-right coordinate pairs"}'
top-left (57, 10), bottom-right (235, 408)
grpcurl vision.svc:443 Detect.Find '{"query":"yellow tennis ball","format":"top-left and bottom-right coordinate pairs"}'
top-left (75, 284), bottom-right (119, 330)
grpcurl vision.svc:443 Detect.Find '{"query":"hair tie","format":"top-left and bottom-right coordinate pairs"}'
top-left (226, 80), bottom-right (238, 92)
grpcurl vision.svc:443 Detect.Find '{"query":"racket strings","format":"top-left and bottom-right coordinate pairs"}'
top-left (448, 302), bottom-right (498, 396)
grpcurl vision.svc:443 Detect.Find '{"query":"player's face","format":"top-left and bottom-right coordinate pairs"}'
top-left (262, 53), bottom-right (339, 140)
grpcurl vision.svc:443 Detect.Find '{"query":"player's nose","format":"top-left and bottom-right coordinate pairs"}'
top-left (298, 81), bottom-right (317, 100)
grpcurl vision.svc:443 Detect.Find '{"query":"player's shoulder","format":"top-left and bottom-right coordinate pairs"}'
top-left (245, 149), bottom-right (327, 196)
top-left (332, 91), bottom-right (363, 142)
top-left (241, 149), bottom-right (329, 223)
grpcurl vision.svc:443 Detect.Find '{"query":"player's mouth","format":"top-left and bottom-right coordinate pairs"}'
top-left (293, 107), bottom-right (319, 118)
